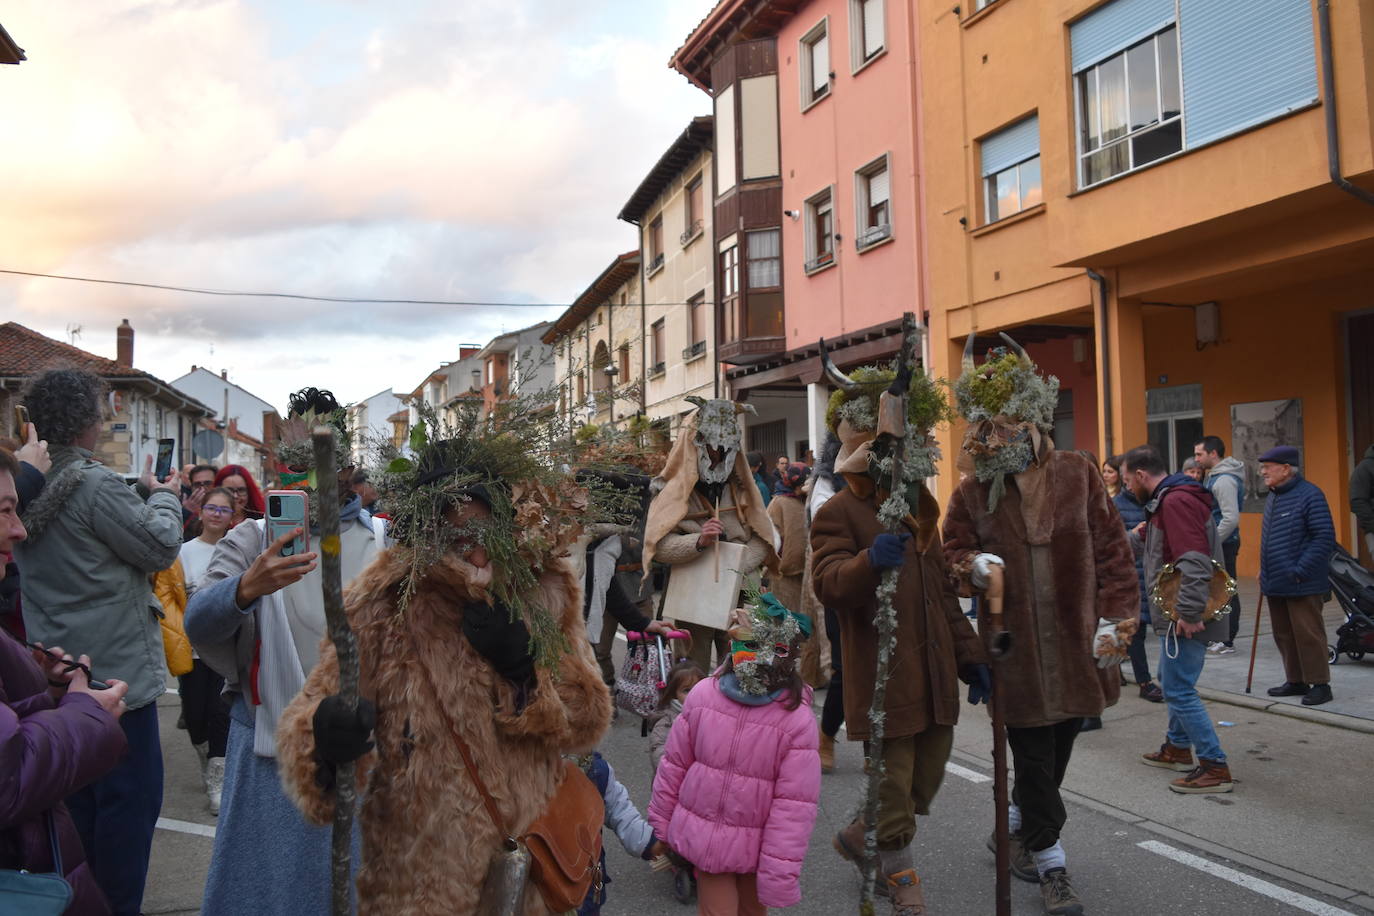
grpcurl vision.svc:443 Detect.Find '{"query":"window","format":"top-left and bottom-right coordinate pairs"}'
top-left (720, 242), bottom-right (739, 299)
top-left (1075, 25), bottom-right (1181, 188)
top-left (650, 320), bottom-right (666, 376)
top-left (799, 19), bottom-right (830, 109)
top-left (746, 229), bottom-right (781, 290)
top-left (715, 85), bottom-right (736, 194)
top-left (683, 174), bottom-right (704, 243)
top-left (974, 0), bottom-right (999, 9)
top-left (618, 345), bottom-right (631, 381)
top-left (647, 217), bottom-right (665, 274)
top-left (804, 186), bottom-right (834, 272)
top-left (576, 371), bottom-right (585, 403)
top-left (850, 0), bottom-right (884, 68)
top-left (981, 115), bottom-right (1042, 223)
top-left (1146, 383), bottom-right (1203, 472)
top-left (687, 292), bottom-right (706, 349)
top-left (854, 155), bottom-right (891, 249)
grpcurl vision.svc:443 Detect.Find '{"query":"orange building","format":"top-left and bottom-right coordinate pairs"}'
top-left (919, 0), bottom-right (1374, 573)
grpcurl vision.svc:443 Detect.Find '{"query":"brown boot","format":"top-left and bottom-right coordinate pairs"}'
top-left (1039, 868), bottom-right (1084, 915)
top-left (833, 819), bottom-right (870, 866)
top-left (820, 732), bottom-right (836, 773)
top-left (985, 829), bottom-right (1037, 883)
top-left (885, 869), bottom-right (926, 915)
top-left (1170, 759), bottom-right (1234, 794)
top-left (1141, 742), bottom-right (1194, 772)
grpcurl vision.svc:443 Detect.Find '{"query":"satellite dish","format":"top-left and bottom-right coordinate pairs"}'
top-left (193, 429), bottom-right (224, 459)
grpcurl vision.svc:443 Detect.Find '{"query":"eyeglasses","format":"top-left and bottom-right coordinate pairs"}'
top-left (224, 487), bottom-right (248, 497)
top-left (202, 505), bottom-right (233, 517)
top-left (191, 480), bottom-right (214, 489)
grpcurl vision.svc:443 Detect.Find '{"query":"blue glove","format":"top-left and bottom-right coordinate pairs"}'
top-left (961, 664), bottom-right (992, 706)
top-left (868, 533), bottom-right (911, 570)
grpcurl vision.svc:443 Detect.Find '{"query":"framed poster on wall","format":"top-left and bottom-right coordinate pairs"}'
top-left (1231, 398), bottom-right (1303, 513)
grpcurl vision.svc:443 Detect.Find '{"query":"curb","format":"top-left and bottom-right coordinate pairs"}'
top-left (1198, 688), bottom-right (1374, 735)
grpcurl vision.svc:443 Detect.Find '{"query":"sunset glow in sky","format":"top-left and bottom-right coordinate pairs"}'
top-left (0, 0), bottom-right (708, 409)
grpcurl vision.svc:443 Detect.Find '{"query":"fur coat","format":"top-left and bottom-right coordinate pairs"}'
top-left (942, 450), bottom-right (1138, 728)
top-left (276, 547), bottom-right (611, 915)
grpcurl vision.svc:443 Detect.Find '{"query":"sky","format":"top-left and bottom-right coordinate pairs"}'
top-left (0, 0), bottom-right (710, 411)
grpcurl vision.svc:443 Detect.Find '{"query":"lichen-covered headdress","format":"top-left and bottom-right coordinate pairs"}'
top-left (275, 387), bottom-right (352, 488)
top-left (953, 332), bottom-right (1060, 510)
top-left (727, 586), bottom-right (813, 696)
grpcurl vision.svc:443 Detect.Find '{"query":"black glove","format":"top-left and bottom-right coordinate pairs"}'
top-left (312, 695), bottom-right (376, 790)
top-left (867, 533), bottom-right (911, 571)
top-left (462, 600), bottom-right (536, 684)
top-left (960, 664), bottom-right (993, 706)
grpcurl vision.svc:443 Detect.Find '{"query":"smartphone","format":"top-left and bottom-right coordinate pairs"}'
top-left (266, 490), bottom-right (310, 559)
top-left (154, 438), bottom-right (175, 481)
top-left (13, 405), bottom-right (29, 435)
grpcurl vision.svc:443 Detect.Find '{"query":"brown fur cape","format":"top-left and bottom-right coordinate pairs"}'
top-left (276, 546), bottom-right (611, 914)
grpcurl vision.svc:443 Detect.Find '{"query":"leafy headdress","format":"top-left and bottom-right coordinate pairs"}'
top-left (953, 332), bottom-right (1060, 510)
top-left (275, 387), bottom-right (352, 487)
top-left (727, 584), bottom-right (812, 696)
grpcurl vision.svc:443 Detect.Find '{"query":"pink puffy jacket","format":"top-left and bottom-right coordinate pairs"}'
top-left (648, 675), bottom-right (820, 908)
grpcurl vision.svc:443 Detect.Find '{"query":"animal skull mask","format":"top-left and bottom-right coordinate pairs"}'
top-left (686, 396), bottom-right (751, 503)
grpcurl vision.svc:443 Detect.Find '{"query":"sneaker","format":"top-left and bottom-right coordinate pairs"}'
top-left (1038, 868), bottom-right (1084, 915)
top-left (1267, 681), bottom-right (1309, 697)
top-left (1138, 682), bottom-right (1164, 703)
top-left (886, 869), bottom-right (926, 915)
top-left (986, 830), bottom-right (1038, 883)
top-left (1214, 644), bottom-right (1237, 656)
top-left (1205, 641), bottom-right (1224, 655)
top-left (1142, 742), bottom-right (1195, 771)
top-left (205, 756), bottom-right (225, 815)
top-left (1301, 683), bottom-right (1333, 706)
top-left (1169, 759), bottom-right (1234, 794)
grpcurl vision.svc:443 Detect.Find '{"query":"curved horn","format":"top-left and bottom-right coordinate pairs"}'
top-left (962, 332), bottom-right (977, 371)
top-left (997, 332), bottom-right (1030, 362)
top-left (819, 338), bottom-right (860, 392)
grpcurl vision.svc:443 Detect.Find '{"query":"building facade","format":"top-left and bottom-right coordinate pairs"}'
top-left (345, 387), bottom-right (407, 466)
top-left (918, 0), bottom-right (1374, 571)
top-left (476, 321), bottom-right (556, 417)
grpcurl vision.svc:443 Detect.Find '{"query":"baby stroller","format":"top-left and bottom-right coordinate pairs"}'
top-left (1327, 545), bottom-right (1374, 664)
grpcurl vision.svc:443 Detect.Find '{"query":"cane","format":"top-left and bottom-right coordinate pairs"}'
top-left (984, 564), bottom-right (1012, 916)
top-left (1244, 591), bottom-right (1266, 694)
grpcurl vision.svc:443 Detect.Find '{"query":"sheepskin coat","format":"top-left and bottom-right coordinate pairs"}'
top-left (276, 546), bottom-right (611, 915)
top-left (942, 450), bottom-right (1138, 728)
top-left (811, 479), bottom-right (987, 740)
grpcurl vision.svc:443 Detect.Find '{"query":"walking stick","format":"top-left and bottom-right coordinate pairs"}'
top-left (713, 496), bottom-right (721, 583)
top-left (312, 427), bottom-right (360, 916)
top-left (984, 564), bottom-right (1012, 916)
top-left (1245, 592), bottom-right (1266, 694)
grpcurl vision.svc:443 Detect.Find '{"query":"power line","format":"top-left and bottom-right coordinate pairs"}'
top-left (0, 267), bottom-right (705, 308)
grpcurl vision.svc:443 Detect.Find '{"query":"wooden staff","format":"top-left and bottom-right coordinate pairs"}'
top-left (312, 427), bottom-right (359, 916)
top-left (1245, 592), bottom-right (1266, 694)
top-left (985, 563), bottom-right (1011, 916)
top-left (713, 496), bottom-right (721, 583)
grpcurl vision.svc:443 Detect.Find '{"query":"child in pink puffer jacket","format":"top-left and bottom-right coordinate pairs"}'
top-left (648, 595), bottom-right (820, 914)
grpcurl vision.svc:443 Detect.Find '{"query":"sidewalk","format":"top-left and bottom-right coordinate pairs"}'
top-left (1185, 576), bottom-right (1374, 731)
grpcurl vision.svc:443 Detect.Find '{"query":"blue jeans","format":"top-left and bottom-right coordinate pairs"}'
top-left (66, 701), bottom-right (164, 916)
top-left (1159, 634), bottom-right (1226, 763)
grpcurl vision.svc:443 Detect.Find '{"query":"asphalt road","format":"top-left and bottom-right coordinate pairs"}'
top-left (143, 638), bottom-right (1374, 915)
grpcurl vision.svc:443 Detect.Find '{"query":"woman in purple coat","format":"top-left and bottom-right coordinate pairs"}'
top-left (0, 446), bottom-right (131, 915)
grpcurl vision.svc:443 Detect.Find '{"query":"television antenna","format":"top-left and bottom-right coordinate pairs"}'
top-left (66, 323), bottom-right (82, 345)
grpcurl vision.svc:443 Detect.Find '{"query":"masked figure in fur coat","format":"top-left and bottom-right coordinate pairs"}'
top-left (642, 397), bottom-right (778, 671)
top-left (276, 426), bottom-right (612, 915)
top-left (941, 334), bottom-right (1138, 914)
top-left (809, 356), bottom-right (988, 914)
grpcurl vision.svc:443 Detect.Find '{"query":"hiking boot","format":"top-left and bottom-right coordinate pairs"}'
top-left (205, 756), bottom-right (225, 815)
top-left (1138, 682), bottom-right (1164, 703)
top-left (986, 829), bottom-right (1038, 883)
top-left (1142, 742), bottom-right (1194, 771)
top-left (1039, 868), bottom-right (1084, 915)
top-left (1267, 681), bottom-right (1308, 697)
top-left (886, 869), bottom-right (926, 915)
top-left (833, 820), bottom-right (871, 867)
top-left (820, 732), bottom-right (836, 773)
top-left (1169, 759), bottom-right (1234, 794)
top-left (1301, 683), bottom-right (1333, 706)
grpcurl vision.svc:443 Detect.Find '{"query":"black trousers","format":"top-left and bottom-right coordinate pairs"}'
top-left (1008, 718), bottom-right (1082, 852)
top-left (821, 606), bottom-right (846, 737)
top-left (178, 658), bottom-right (230, 758)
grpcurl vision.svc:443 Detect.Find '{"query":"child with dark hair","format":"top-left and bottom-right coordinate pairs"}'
top-left (649, 659), bottom-right (706, 772)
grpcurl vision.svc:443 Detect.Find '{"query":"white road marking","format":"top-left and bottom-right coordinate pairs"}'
top-left (156, 816), bottom-right (216, 839)
top-left (1136, 840), bottom-right (1355, 915)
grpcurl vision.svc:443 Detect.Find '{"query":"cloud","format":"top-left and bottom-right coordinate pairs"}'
top-left (0, 0), bottom-right (709, 409)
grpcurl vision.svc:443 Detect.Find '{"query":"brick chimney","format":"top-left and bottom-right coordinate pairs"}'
top-left (116, 319), bottom-right (134, 368)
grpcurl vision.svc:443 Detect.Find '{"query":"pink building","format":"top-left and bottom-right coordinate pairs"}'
top-left (672, 0), bottom-right (918, 461)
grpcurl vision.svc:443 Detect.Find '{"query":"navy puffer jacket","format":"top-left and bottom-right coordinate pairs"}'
top-left (1260, 476), bottom-right (1335, 597)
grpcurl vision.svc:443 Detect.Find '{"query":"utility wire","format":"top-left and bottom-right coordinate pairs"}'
top-left (0, 267), bottom-right (705, 308)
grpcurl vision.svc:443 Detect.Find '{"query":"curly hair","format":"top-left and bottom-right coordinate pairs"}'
top-left (21, 368), bottom-right (106, 447)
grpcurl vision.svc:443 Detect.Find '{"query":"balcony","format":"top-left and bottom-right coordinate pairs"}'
top-left (680, 220), bottom-right (703, 246)
top-left (645, 253), bottom-right (665, 277)
top-left (647, 361), bottom-right (666, 379)
top-left (855, 223), bottom-right (892, 251)
top-left (717, 291), bottom-right (785, 365)
top-left (682, 340), bottom-right (706, 361)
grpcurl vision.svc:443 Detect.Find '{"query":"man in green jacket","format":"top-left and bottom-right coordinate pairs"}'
top-left (16, 367), bottom-right (183, 916)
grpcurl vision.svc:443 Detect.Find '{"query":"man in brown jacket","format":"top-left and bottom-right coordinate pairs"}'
top-left (811, 361), bottom-right (988, 914)
top-left (944, 335), bottom-right (1138, 916)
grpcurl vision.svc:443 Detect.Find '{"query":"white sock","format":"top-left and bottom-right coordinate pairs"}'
top-left (1032, 841), bottom-right (1066, 876)
top-left (1008, 803), bottom-right (1022, 833)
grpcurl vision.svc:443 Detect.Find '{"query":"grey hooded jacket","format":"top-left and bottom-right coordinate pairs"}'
top-left (16, 446), bottom-right (183, 710)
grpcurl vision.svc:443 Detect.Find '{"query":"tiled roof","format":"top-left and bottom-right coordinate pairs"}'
top-left (0, 321), bottom-right (144, 377)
